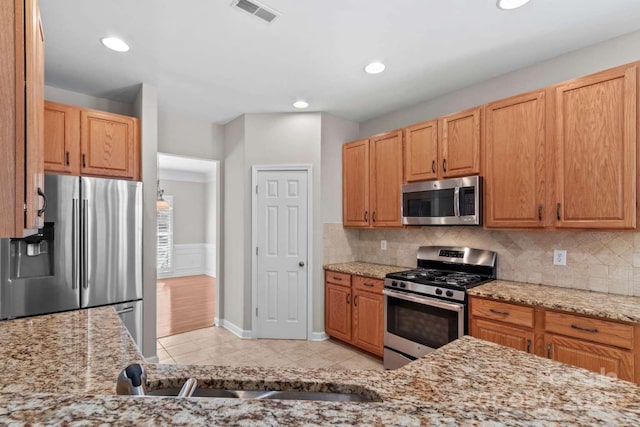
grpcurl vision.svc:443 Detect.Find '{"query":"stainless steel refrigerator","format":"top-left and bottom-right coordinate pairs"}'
top-left (0, 174), bottom-right (143, 346)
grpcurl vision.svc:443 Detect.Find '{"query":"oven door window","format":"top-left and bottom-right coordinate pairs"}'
top-left (403, 189), bottom-right (455, 218)
top-left (387, 295), bottom-right (460, 349)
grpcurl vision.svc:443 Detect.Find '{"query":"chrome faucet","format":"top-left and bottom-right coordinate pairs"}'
top-left (116, 363), bottom-right (147, 396)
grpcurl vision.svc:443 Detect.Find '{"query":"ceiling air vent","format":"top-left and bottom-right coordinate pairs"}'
top-left (232, 0), bottom-right (279, 24)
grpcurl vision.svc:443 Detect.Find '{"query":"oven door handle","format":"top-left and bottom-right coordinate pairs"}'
top-left (383, 289), bottom-right (464, 312)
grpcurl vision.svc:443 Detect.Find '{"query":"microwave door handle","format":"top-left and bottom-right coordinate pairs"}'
top-left (453, 187), bottom-right (460, 217)
top-left (383, 289), bottom-right (464, 312)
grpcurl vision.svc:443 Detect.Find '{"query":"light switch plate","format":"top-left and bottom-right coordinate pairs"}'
top-left (553, 249), bottom-right (567, 266)
top-left (381, 240), bottom-right (387, 251)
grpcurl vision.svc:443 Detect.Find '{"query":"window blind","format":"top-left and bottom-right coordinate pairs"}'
top-left (157, 195), bottom-right (174, 273)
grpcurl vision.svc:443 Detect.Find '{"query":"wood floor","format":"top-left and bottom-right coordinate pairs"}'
top-left (157, 275), bottom-right (215, 338)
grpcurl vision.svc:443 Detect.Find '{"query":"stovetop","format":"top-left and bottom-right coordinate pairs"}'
top-left (386, 268), bottom-right (489, 289)
top-left (383, 246), bottom-right (497, 303)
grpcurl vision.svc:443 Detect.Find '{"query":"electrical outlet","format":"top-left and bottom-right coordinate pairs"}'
top-left (381, 240), bottom-right (387, 251)
top-left (553, 249), bottom-right (567, 266)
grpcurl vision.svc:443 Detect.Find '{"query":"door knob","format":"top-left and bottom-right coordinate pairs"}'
top-left (299, 261), bottom-right (305, 267)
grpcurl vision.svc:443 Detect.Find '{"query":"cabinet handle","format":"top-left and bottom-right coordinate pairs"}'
top-left (354, 295), bottom-right (358, 306)
top-left (526, 339), bottom-right (531, 354)
top-left (442, 159), bottom-right (447, 172)
top-left (364, 211), bottom-right (368, 222)
top-left (489, 308), bottom-right (510, 316)
top-left (363, 282), bottom-right (375, 288)
top-left (538, 204), bottom-right (543, 221)
top-left (431, 160), bottom-right (436, 173)
top-left (37, 187), bottom-right (47, 217)
top-left (346, 294), bottom-right (350, 305)
top-left (571, 324), bottom-right (598, 334)
top-left (556, 203), bottom-right (561, 221)
top-left (82, 154), bottom-right (86, 168)
top-left (65, 151), bottom-right (70, 166)
top-left (332, 276), bottom-right (342, 281)
top-left (547, 343), bottom-right (552, 358)
top-left (372, 211), bottom-right (376, 222)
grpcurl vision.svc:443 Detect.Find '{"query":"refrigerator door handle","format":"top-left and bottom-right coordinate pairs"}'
top-left (115, 306), bottom-right (135, 315)
top-left (82, 199), bottom-right (89, 290)
top-left (72, 199), bottom-right (79, 290)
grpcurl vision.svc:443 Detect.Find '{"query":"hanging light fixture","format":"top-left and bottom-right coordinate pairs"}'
top-left (156, 179), bottom-right (170, 211)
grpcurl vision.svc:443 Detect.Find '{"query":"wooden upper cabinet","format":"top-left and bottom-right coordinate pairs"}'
top-left (555, 64), bottom-right (637, 229)
top-left (343, 139), bottom-right (370, 227)
top-left (484, 90), bottom-right (549, 228)
top-left (439, 107), bottom-right (481, 178)
top-left (404, 120), bottom-right (438, 182)
top-left (370, 130), bottom-right (403, 227)
top-left (81, 109), bottom-right (139, 180)
top-left (44, 101), bottom-right (80, 175)
top-left (0, 0), bottom-right (45, 237)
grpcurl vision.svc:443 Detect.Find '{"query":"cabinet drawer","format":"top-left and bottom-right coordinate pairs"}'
top-left (545, 311), bottom-right (633, 349)
top-left (353, 276), bottom-right (384, 294)
top-left (325, 271), bottom-right (351, 287)
top-left (471, 298), bottom-right (534, 328)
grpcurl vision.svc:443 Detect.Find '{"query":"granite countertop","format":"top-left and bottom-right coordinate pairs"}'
top-left (1, 307), bottom-right (640, 424)
top-left (324, 261), bottom-right (409, 279)
top-left (469, 280), bottom-right (640, 323)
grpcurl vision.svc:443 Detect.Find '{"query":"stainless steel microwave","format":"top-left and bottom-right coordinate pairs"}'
top-left (401, 176), bottom-right (482, 226)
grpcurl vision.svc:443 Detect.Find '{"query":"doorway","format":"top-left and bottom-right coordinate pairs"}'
top-left (156, 153), bottom-right (219, 338)
top-left (252, 165), bottom-right (312, 339)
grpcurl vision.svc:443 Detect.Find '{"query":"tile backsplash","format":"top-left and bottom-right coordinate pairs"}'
top-left (323, 223), bottom-right (640, 297)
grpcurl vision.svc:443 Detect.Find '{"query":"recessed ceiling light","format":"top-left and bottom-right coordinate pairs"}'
top-left (496, 0), bottom-right (531, 10)
top-left (100, 37), bottom-right (130, 52)
top-left (364, 62), bottom-right (385, 74)
top-left (293, 100), bottom-right (309, 109)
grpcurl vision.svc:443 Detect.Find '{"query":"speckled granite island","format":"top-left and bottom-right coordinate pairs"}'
top-left (1, 306), bottom-right (640, 425)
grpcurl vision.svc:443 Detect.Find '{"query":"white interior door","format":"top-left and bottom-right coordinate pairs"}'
top-left (256, 169), bottom-right (308, 339)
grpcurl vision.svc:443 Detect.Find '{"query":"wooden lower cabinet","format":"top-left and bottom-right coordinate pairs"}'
top-left (325, 271), bottom-right (384, 357)
top-left (546, 333), bottom-right (634, 382)
top-left (352, 288), bottom-right (384, 356)
top-left (469, 295), bottom-right (639, 383)
top-left (471, 318), bottom-right (534, 354)
top-left (324, 283), bottom-right (351, 343)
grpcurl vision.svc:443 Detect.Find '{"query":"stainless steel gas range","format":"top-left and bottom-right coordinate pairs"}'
top-left (383, 246), bottom-right (497, 369)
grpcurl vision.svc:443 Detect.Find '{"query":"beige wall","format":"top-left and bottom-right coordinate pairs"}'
top-left (159, 180), bottom-right (207, 245)
top-left (45, 86), bottom-right (134, 116)
top-left (158, 110), bottom-right (225, 160)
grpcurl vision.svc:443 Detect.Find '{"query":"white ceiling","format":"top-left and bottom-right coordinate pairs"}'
top-left (40, 0), bottom-right (640, 125)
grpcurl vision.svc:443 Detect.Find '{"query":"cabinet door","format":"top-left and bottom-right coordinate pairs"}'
top-left (404, 120), bottom-right (438, 182)
top-left (44, 101), bottom-right (80, 175)
top-left (342, 139), bottom-right (370, 227)
top-left (471, 318), bottom-right (534, 354)
top-left (325, 283), bottom-right (352, 342)
top-left (555, 65), bottom-right (637, 229)
top-left (81, 110), bottom-right (138, 180)
top-left (352, 289), bottom-right (384, 357)
top-left (546, 334), bottom-right (634, 382)
top-left (439, 107), bottom-right (480, 178)
top-left (484, 91), bottom-right (548, 228)
top-left (370, 130), bottom-right (403, 227)
top-left (24, 0), bottom-right (45, 231)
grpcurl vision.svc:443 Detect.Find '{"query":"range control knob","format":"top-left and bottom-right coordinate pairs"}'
top-left (391, 281), bottom-right (398, 287)
top-left (399, 282), bottom-right (407, 288)
top-left (435, 288), bottom-right (443, 295)
top-left (446, 290), bottom-right (454, 297)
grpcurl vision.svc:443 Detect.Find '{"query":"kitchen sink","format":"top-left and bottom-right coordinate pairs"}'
top-left (145, 387), bottom-right (373, 402)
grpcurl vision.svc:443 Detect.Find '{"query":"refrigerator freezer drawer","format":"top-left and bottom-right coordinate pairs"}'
top-left (115, 300), bottom-right (143, 350)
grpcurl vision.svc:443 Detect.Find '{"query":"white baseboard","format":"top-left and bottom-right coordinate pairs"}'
top-left (310, 331), bottom-right (329, 341)
top-left (144, 355), bottom-right (159, 363)
top-left (214, 317), bottom-right (221, 327)
top-left (221, 319), bottom-right (254, 339)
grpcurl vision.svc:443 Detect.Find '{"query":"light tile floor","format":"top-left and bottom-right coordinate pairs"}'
top-left (157, 326), bottom-right (384, 371)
